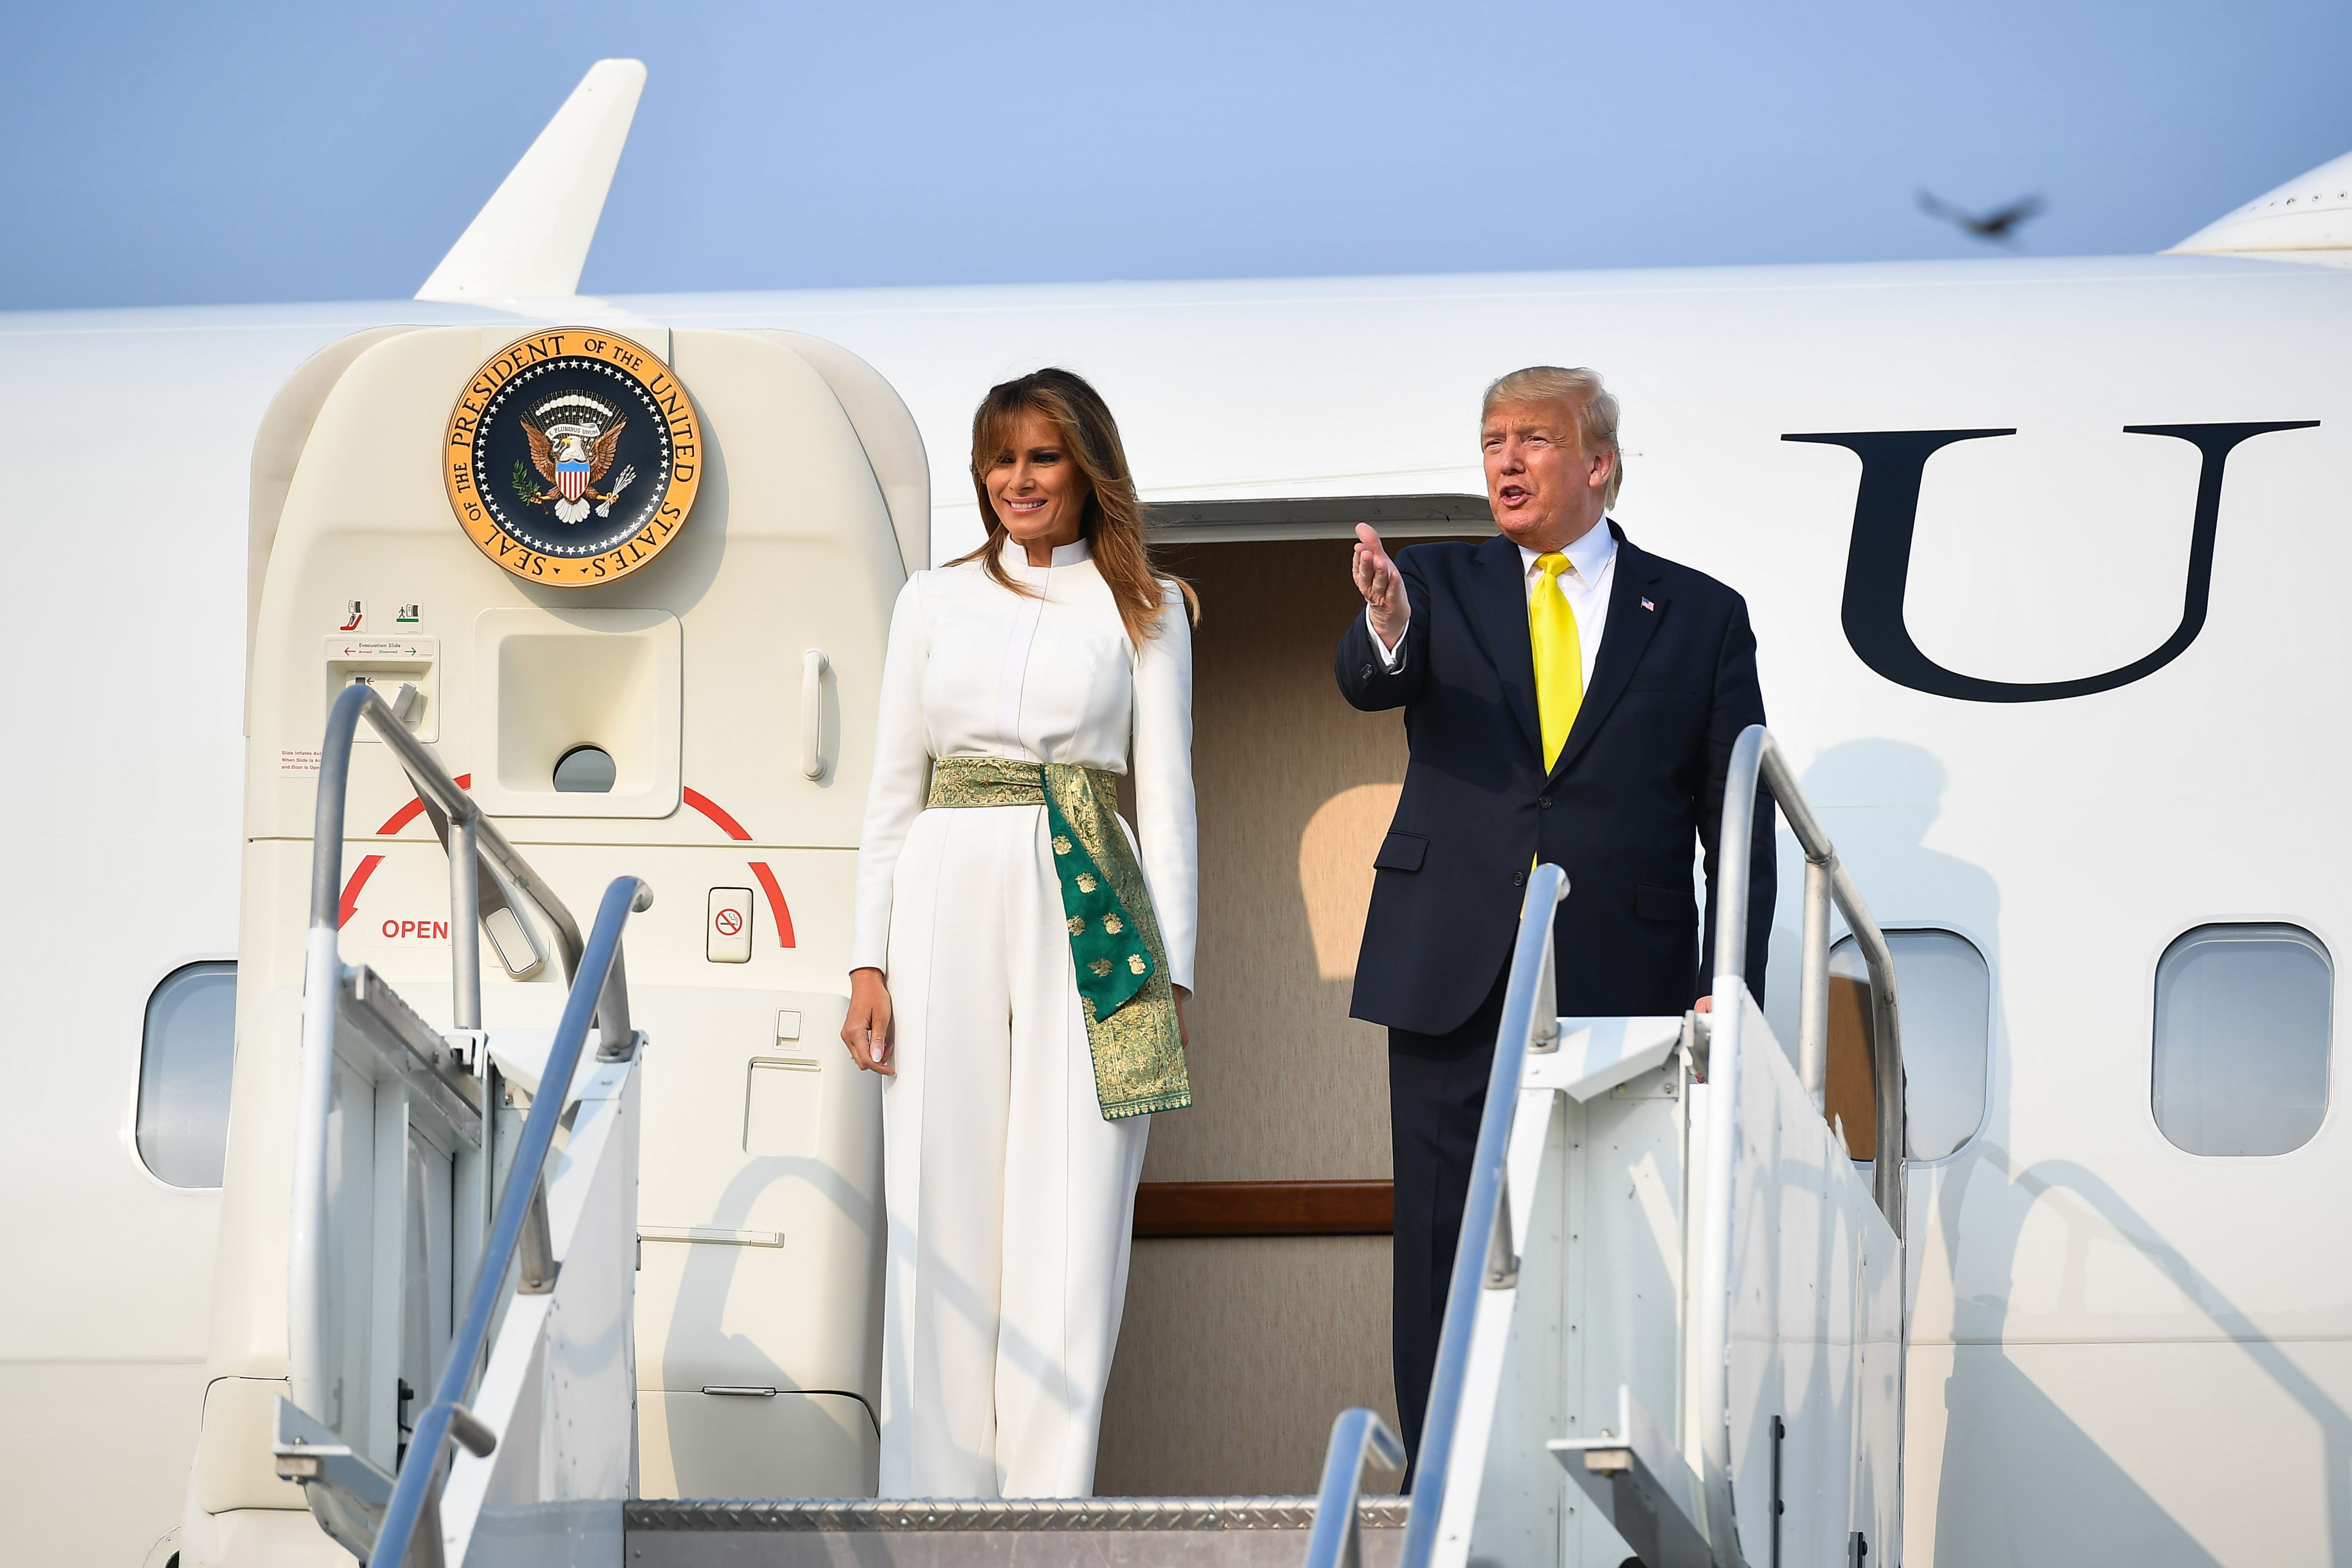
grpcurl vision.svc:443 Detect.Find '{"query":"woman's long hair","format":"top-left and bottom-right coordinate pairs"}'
top-left (954, 368), bottom-right (1198, 643)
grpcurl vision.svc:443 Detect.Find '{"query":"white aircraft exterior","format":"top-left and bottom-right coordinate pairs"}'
top-left (5, 58), bottom-right (2351, 1568)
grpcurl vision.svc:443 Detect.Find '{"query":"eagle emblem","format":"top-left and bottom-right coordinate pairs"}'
top-left (515, 392), bottom-right (637, 525)
top-left (447, 327), bottom-right (702, 587)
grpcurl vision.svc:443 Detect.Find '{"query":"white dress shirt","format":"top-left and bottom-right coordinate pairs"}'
top-left (850, 537), bottom-right (1198, 990)
top-left (1368, 521), bottom-right (1618, 688)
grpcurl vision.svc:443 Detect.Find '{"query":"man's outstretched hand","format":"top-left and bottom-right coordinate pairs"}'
top-left (1353, 524), bottom-right (1408, 650)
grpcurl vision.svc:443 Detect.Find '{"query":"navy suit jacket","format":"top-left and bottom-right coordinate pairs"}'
top-left (1336, 524), bottom-right (1774, 1035)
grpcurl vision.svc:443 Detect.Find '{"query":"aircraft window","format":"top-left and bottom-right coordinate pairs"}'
top-left (1825, 929), bottom-right (1990, 1161)
top-left (2153, 924), bottom-right (2331, 1156)
top-left (553, 745), bottom-right (616, 792)
top-left (137, 962), bottom-right (237, 1188)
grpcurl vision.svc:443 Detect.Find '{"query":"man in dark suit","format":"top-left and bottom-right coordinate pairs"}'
top-left (1336, 366), bottom-right (1772, 1464)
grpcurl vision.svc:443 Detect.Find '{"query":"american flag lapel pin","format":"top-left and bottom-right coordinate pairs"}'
top-left (1641, 597), bottom-right (1656, 612)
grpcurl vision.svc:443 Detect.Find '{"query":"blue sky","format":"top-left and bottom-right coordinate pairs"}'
top-left (4, 0), bottom-right (2348, 310)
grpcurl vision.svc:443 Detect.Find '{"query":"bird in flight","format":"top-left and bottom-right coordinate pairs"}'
top-left (1917, 190), bottom-right (2044, 244)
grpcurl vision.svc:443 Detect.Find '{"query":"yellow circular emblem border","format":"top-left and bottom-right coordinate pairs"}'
top-left (442, 327), bottom-right (703, 587)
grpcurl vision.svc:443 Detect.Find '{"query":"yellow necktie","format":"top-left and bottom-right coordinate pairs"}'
top-left (1530, 552), bottom-right (1583, 770)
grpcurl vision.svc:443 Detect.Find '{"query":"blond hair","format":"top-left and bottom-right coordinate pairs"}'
top-left (1483, 366), bottom-right (1623, 510)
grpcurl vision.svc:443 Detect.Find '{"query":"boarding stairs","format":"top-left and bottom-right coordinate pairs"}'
top-left (271, 715), bottom-right (1907, 1568)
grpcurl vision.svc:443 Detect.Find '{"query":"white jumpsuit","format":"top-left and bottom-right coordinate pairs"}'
top-left (849, 538), bottom-right (1197, 1499)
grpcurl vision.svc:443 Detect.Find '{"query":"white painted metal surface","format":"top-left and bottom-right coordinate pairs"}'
top-left (1525, 1015), bottom-right (1687, 1103)
top-left (1720, 993), bottom-right (1904, 1567)
top-left (1431, 993), bottom-right (1897, 1568)
top-left (438, 1036), bottom-right (641, 1568)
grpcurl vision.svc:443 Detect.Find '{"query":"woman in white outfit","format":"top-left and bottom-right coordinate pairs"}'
top-left (842, 368), bottom-right (1198, 1499)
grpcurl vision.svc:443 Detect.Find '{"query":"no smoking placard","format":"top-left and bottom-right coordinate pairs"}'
top-left (707, 887), bottom-right (754, 963)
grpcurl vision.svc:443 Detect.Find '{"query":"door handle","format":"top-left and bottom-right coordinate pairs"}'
top-left (801, 649), bottom-right (829, 780)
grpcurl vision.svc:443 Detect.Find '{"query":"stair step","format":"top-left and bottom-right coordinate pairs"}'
top-left (626, 1497), bottom-right (1409, 1567)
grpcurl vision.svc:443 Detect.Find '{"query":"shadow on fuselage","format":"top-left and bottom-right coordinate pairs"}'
top-left (1762, 737), bottom-right (2337, 1565)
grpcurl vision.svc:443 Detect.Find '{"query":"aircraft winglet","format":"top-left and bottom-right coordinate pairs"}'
top-left (416, 59), bottom-right (646, 303)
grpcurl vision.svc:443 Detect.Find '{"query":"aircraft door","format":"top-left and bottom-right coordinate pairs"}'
top-left (203, 322), bottom-right (919, 1549)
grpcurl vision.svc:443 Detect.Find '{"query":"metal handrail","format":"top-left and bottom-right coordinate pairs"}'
top-left (1695, 722), bottom-right (1906, 1561)
top-left (308, 681), bottom-right (587, 982)
top-left (1305, 1408), bottom-right (1404, 1568)
top-left (1396, 724), bottom-right (1908, 1568)
top-left (1707, 724), bottom-right (1906, 1221)
top-left (289, 682), bottom-right (592, 1423)
top-left (370, 875), bottom-right (654, 1568)
top-left (1398, 862), bottom-right (1568, 1568)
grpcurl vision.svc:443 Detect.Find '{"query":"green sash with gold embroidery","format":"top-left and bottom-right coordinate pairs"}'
top-left (925, 755), bottom-right (1191, 1119)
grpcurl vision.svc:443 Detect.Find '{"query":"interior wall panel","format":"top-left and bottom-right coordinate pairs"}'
top-left (1139, 539), bottom-right (1423, 1184)
top-left (1103, 538), bottom-right (1475, 1495)
top-left (1097, 1236), bottom-right (1403, 1497)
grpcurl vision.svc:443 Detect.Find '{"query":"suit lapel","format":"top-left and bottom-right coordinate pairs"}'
top-left (1464, 533), bottom-right (1544, 765)
top-left (1547, 524), bottom-right (1665, 786)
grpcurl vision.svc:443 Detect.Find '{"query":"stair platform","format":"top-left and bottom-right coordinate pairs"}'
top-left (626, 1497), bottom-right (1410, 1568)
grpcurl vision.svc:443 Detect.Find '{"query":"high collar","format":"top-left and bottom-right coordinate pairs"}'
top-left (998, 534), bottom-right (1091, 570)
top-left (1516, 516), bottom-right (1617, 583)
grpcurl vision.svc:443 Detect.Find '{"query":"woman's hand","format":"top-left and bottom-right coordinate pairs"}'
top-left (1174, 984), bottom-right (1191, 1048)
top-left (843, 967), bottom-right (896, 1075)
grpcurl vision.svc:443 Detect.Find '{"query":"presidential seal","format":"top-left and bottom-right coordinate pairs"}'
top-left (443, 328), bottom-right (703, 585)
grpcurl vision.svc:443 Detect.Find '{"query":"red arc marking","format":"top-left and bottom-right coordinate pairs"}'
top-left (682, 786), bottom-right (752, 842)
top-left (338, 776), bottom-right (798, 950)
top-left (749, 861), bottom-right (797, 949)
top-left (376, 773), bottom-right (474, 836)
top-left (339, 855), bottom-right (385, 929)
top-left (338, 774), bottom-right (473, 927)
top-left (687, 786), bottom-right (797, 949)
